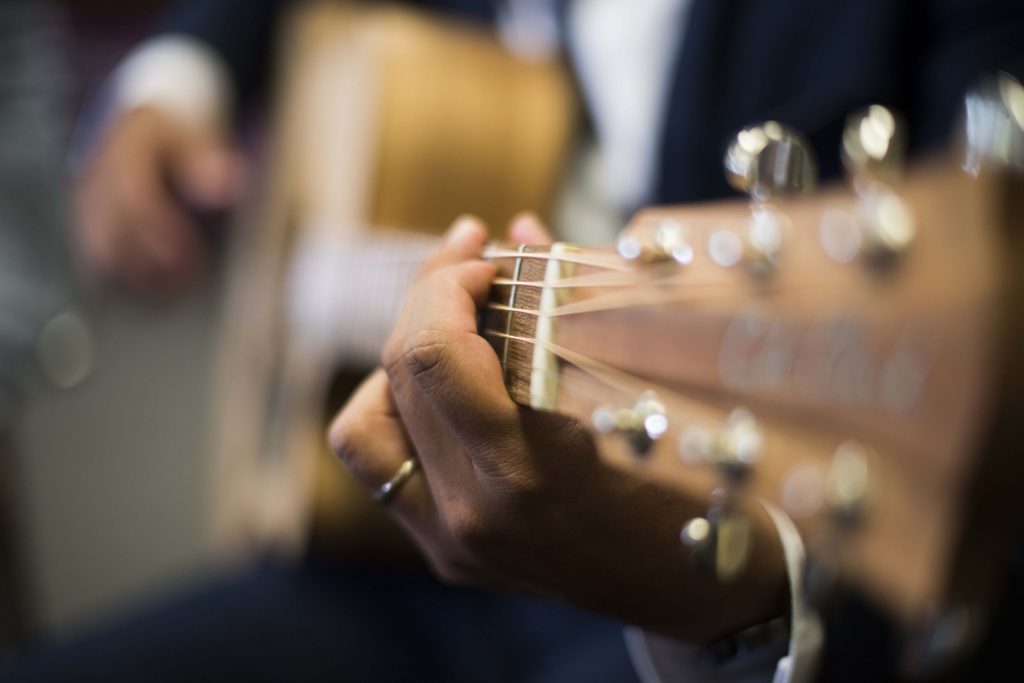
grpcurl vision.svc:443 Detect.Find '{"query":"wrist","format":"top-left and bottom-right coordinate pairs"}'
top-left (627, 503), bottom-right (823, 683)
top-left (563, 473), bottom-right (789, 644)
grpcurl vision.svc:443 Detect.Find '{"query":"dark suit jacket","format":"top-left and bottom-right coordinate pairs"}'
top-left (163, 0), bottom-right (1024, 208)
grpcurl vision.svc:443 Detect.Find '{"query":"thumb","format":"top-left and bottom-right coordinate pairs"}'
top-left (170, 126), bottom-right (245, 210)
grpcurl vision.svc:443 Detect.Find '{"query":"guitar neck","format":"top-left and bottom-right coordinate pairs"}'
top-left (477, 156), bottom-right (1021, 629)
top-left (286, 227), bottom-right (440, 366)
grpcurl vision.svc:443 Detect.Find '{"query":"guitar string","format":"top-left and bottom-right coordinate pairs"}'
top-left (482, 248), bottom-right (631, 271)
top-left (483, 329), bottom-right (637, 412)
top-left (483, 328), bottom-right (723, 432)
top-left (484, 249), bottom-right (771, 317)
top-left (486, 341), bottom-right (806, 507)
top-left (486, 302), bottom-right (544, 316)
top-left (542, 282), bottom-right (793, 318)
top-left (486, 252), bottom-right (737, 288)
top-left (484, 328), bottom-right (667, 399)
top-left (488, 273), bottom-right (838, 319)
top-left (483, 287), bottom-right (756, 319)
top-left (484, 329), bottom-right (824, 505)
top-left (489, 259), bottom-right (654, 288)
top-left (492, 277), bottom-right (630, 290)
top-left (490, 273), bottom-right (734, 290)
top-left (488, 254), bottom-right (738, 291)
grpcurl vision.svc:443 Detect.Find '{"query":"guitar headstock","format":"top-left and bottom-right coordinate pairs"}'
top-left (481, 76), bottom-right (1024, 663)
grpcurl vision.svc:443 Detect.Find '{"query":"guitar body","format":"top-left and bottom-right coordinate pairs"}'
top-left (211, 1), bottom-right (576, 560)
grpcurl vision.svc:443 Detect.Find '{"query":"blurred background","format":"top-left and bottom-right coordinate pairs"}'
top-left (3, 0), bottom-right (221, 643)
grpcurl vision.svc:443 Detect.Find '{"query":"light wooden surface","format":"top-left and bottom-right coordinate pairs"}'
top-left (211, 2), bottom-right (576, 560)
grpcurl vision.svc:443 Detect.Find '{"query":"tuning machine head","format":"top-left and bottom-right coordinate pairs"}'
top-left (962, 72), bottom-right (1024, 175)
top-left (724, 122), bottom-right (815, 275)
top-left (725, 121), bottom-right (818, 202)
top-left (617, 219), bottom-right (694, 265)
top-left (678, 408), bottom-right (762, 484)
top-left (592, 391), bottom-right (669, 457)
top-left (844, 106), bottom-right (913, 263)
top-left (677, 409), bottom-right (762, 582)
top-left (821, 105), bottom-right (914, 267)
top-left (681, 489), bottom-right (754, 582)
top-left (789, 440), bottom-right (873, 610)
top-left (819, 194), bottom-right (915, 267)
top-left (861, 189), bottom-right (917, 266)
top-left (842, 105), bottom-right (906, 189)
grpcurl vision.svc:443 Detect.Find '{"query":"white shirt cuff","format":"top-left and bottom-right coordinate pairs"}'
top-left (625, 502), bottom-right (823, 683)
top-left (113, 34), bottom-right (232, 129)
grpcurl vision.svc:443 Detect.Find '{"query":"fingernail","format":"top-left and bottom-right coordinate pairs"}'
top-left (446, 215), bottom-right (482, 245)
top-left (510, 212), bottom-right (539, 242)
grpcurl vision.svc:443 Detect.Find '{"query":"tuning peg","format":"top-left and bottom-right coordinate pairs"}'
top-left (824, 440), bottom-right (871, 529)
top-left (678, 408), bottom-right (762, 484)
top-left (799, 441), bottom-right (873, 612)
top-left (680, 515), bottom-right (717, 576)
top-left (962, 73), bottom-right (1024, 175)
top-left (681, 489), bottom-right (754, 582)
top-left (592, 391), bottom-right (669, 457)
top-left (616, 219), bottom-right (695, 265)
top-left (677, 409), bottom-right (762, 581)
top-left (826, 105), bottom-right (914, 267)
top-left (725, 121), bottom-right (818, 202)
top-left (842, 105), bottom-right (906, 188)
top-left (723, 123), bottom-right (815, 276)
top-left (863, 190), bottom-right (917, 265)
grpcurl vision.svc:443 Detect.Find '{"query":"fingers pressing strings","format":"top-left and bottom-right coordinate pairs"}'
top-left (507, 211), bottom-right (551, 246)
top-left (413, 215), bottom-right (490, 279)
top-left (385, 219), bottom-right (528, 484)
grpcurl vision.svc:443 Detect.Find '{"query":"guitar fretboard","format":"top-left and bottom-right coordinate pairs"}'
top-left (285, 228), bottom-right (440, 367)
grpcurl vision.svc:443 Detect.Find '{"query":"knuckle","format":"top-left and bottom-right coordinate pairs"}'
top-left (445, 500), bottom-right (495, 552)
top-left (503, 470), bottom-right (545, 504)
top-left (475, 441), bottom-right (544, 503)
top-left (398, 328), bottom-right (452, 391)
